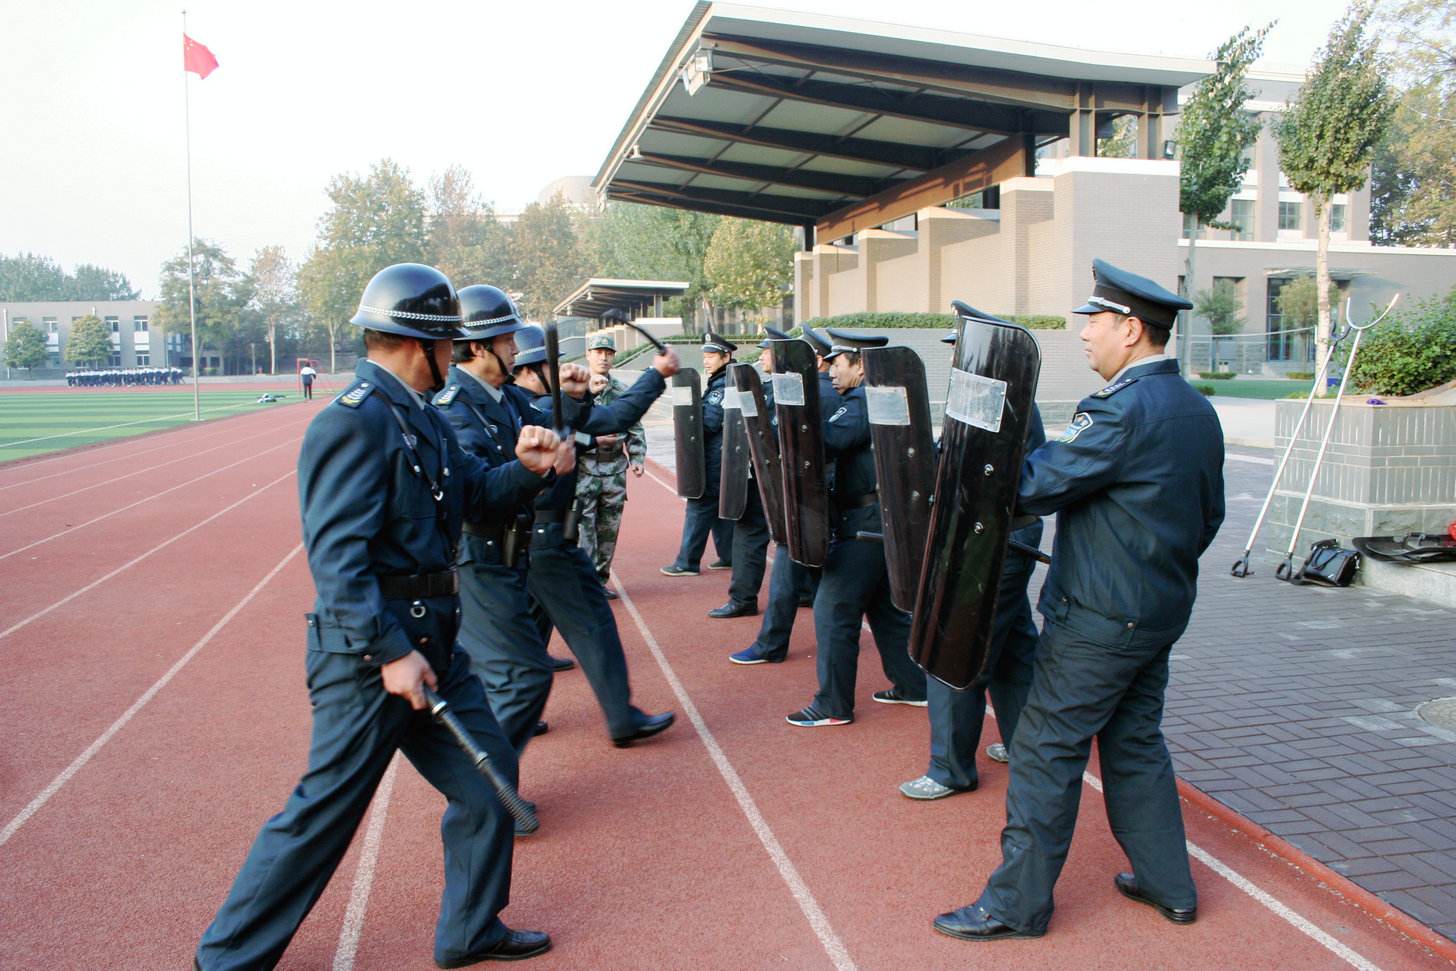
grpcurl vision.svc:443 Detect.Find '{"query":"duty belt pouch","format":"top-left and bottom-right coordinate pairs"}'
top-left (562, 502), bottom-right (582, 544)
top-left (1297, 538), bottom-right (1361, 587)
top-left (502, 521), bottom-right (525, 568)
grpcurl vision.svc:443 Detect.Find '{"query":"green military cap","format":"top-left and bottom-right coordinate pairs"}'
top-left (587, 332), bottom-right (618, 352)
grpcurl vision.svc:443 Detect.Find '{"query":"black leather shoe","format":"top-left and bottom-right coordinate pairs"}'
top-left (436, 929), bottom-right (551, 966)
top-left (532, 721), bottom-right (549, 737)
top-left (548, 654), bottom-right (575, 672)
top-left (707, 559), bottom-right (732, 570)
top-left (932, 903), bottom-right (1043, 942)
top-left (601, 585), bottom-right (619, 600)
top-left (708, 600), bottom-right (758, 618)
top-left (1115, 873), bottom-right (1197, 924)
top-left (612, 711), bottom-right (675, 747)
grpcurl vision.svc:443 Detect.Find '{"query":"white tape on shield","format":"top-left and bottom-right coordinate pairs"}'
top-left (944, 369), bottom-right (1007, 433)
top-left (739, 391), bottom-right (758, 418)
top-left (722, 389), bottom-right (741, 410)
top-left (865, 385), bottom-right (911, 426)
top-left (671, 385), bottom-right (695, 406)
top-left (772, 372), bottom-right (805, 406)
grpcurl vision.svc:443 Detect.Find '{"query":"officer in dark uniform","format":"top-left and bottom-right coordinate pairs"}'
top-left (196, 264), bottom-right (556, 969)
top-left (785, 330), bottom-right (927, 724)
top-left (511, 325), bottom-right (680, 748)
top-left (935, 259), bottom-right (1224, 942)
top-left (662, 331), bottom-right (736, 576)
top-left (729, 326), bottom-right (829, 665)
top-left (430, 285), bottom-right (571, 757)
top-left (900, 330), bottom-right (1047, 799)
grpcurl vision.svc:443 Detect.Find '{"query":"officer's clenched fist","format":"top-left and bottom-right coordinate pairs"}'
top-left (514, 425), bottom-right (562, 474)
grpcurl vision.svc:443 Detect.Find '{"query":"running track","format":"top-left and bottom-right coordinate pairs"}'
top-left (0, 400), bottom-right (1451, 970)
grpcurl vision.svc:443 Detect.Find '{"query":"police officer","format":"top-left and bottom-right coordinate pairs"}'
top-left (196, 264), bottom-right (557, 969)
top-left (729, 326), bottom-right (828, 665)
top-left (431, 285), bottom-right (572, 758)
top-left (510, 324), bottom-right (680, 748)
top-left (934, 259), bottom-right (1225, 942)
top-left (900, 328), bottom-right (1046, 800)
top-left (785, 330), bottom-right (927, 725)
top-left (662, 331), bottom-right (735, 576)
top-left (576, 331), bottom-right (645, 599)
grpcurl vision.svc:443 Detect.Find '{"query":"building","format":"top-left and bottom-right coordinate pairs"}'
top-left (1, 300), bottom-right (165, 377)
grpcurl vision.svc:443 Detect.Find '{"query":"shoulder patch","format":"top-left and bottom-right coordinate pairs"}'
top-left (705, 389), bottom-right (723, 404)
top-left (433, 384), bottom-right (461, 406)
top-left (335, 381), bottom-right (374, 409)
top-left (1057, 411), bottom-right (1094, 443)
top-left (1091, 377), bottom-right (1138, 399)
top-left (828, 405), bottom-right (848, 423)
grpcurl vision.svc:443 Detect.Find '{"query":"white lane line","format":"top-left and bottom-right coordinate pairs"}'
top-left (0, 542), bottom-right (304, 849)
top-left (1227, 453), bottom-right (1275, 466)
top-left (1076, 771), bottom-right (1380, 971)
top-left (644, 467), bottom-right (687, 502)
top-left (0, 435), bottom-right (301, 561)
top-left (0, 401), bottom-right (254, 449)
top-left (614, 578), bottom-right (857, 971)
top-left (333, 755), bottom-right (401, 971)
top-left (0, 422), bottom-right (299, 518)
top-left (0, 436), bottom-right (184, 490)
top-left (0, 469), bottom-right (297, 642)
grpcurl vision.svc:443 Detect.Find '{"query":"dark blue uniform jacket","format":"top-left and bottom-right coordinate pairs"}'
top-left (702, 367), bottom-right (728, 487)
top-left (823, 383), bottom-right (874, 501)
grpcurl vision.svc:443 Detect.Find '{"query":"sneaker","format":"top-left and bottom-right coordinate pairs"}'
top-left (660, 564), bottom-right (700, 577)
top-left (786, 706), bottom-right (851, 727)
top-left (730, 646), bottom-right (785, 665)
top-left (899, 775), bottom-right (974, 800)
top-left (872, 688), bottom-right (928, 707)
top-left (986, 743), bottom-right (1009, 763)
top-left (707, 560), bottom-right (732, 570)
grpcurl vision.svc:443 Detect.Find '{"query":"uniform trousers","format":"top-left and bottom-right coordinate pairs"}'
top-left (577, 471), bottom-right (627, 584)
top-left (924, 522), bottom-right (1042, 791)
top-left (196, 647), bottom-right (516, 970)
top-left (810, 504), bottom-right (926, 718)
top-left (744, 544), bottom-right (817, 660)
top-left (727, 485), bottom-right (770, 605)
top-left (977, 601), bottom-right (1196, 933)
top-left (456, 532), bottom-right (554, 755)
top-left (670, 491), bottom-right (734, 571)
top-left (528, 523), bottom-right (640, 740)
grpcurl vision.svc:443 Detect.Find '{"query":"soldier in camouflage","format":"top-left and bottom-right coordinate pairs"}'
top-left (576, 332), bottom-right (646, 598)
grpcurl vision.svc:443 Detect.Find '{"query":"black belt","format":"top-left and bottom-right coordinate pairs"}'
top-left (463, 522), bottom-right (508, 543)
top-left (835, 492), bottom-right (878, 510)
top-left (533, 509), bottom-right (567, 525)
top-left (377, 568), bottom-right (458, 600)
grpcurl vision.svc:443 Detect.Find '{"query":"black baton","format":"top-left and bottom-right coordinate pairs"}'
top-left (603, 308), bottom-right (668, 353)
top-left (422, 686), bottom-right (539, 833)
top-left (543, 322), bottom-right (566, 437)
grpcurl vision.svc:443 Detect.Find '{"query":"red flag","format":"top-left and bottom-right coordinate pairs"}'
top-left (183, 34), bottom-right (218, 79)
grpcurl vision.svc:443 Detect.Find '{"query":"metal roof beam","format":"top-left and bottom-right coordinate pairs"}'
top-left (707, 71), bottom-right (1066, 136)
top-left (630, 151), bottom-right (882, 198)
top-left (609, 189), bottom-right (811, 227)
top-left (650, 116), bottom-right (937, 171)
top-left (614, 180), bottom-right (832, 219)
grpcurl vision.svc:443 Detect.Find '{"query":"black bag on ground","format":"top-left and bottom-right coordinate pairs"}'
top-left (1293, 538), bottom-right (1361, 586)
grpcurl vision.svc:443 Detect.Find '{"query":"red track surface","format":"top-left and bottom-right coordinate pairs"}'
top-left (0, 403), bottom-right (1451, 970)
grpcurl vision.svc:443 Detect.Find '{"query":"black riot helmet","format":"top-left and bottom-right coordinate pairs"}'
top-left (457, 285), bottom-right (527, 341)
top-left (511, 324), bottom-right (565, 369)
top-left (349, 263), bottom-right (465, 340)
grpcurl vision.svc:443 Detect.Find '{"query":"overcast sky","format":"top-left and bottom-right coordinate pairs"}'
top-left (1, 0), bottom-right (1348, 298)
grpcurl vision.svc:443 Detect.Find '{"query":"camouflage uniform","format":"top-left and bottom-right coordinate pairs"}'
top-left (577, 374), bottom-right (646, 583)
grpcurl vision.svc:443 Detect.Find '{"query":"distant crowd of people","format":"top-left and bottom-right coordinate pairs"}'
top-left (65, 367), bottom-right (185, 387)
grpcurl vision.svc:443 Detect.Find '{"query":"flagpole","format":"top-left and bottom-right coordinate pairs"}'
top-left (183, 9), bottom-right (201, 421)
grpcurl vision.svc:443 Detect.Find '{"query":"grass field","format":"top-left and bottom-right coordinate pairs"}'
top-left (1192, 378), bottom-right (1310, 400)
top-left (0, 389), bottom-right (305, 463)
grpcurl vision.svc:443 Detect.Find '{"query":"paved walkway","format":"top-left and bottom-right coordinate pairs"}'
top-left (638, 397), bottom-right (1456, 946)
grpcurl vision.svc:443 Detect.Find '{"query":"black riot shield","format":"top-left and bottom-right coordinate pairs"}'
top-left (733, 364), bottom-right (787, 546)
top-left (672, 368), bottom-right (706, 500)
top-left (862, 346), bottom-right (936, 613)
top-left (909, 311), bottom-right (1041, 689)
top-left (770, 340), bottom-right (829, 567)
top-left (718, 377), bottom-right (750, 520)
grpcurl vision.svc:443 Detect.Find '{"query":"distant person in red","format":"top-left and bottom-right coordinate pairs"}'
top-left (299, 363), bottom-right (317, 399)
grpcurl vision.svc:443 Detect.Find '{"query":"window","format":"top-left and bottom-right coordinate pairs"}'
top-left (1182, 212), bottom-right (1198, 238)
top-left (1331, 204), bottom-right (1347, 233)
top-left (43, 316), bottom-right (58, 333)
top-left (1231, 200), bottom-right (1254, 240)
top-left (136, 354), bottom-right (150, 366)
top-left (1278, 201), bottom-right (1302, 231)
top-left (108, 353), bottom-right (122, 367)
top-left (1267, 278), bottom-right (1292, 361)
top-left (12, 316), bottom-right (28, 327)
top-left (133, 316), bottom-right (149, 332)
top-left (105, 316), bottom-right (120, 333)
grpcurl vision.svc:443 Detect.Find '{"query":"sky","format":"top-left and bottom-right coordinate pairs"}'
top-left (0, 0), bottom-right (1351, 298)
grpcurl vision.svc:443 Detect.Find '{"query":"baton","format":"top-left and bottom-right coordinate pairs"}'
top-left (422, 686), bottom-right (539, 833)
top-left (543, 322), bottom-right (566, 436)
top-left (854, 530), bottom-right (1050, 565)
top-left (602, 308), bottom-right (668, 354)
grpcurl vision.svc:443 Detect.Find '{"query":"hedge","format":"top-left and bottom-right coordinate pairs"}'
top-left (799, 311), bottom-right (1066, 330)
top-left (1344, 288), bottom-right (1456, 397)
top-left (1196, 372), bottom-right (1237, 380)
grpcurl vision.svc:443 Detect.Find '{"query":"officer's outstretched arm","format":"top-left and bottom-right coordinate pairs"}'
top-left (1017, 398), bottom-right (1126, 516)
top-left (451, 423), bottom-right (557, 513)
top-left (574, 368), bottom-right (667, 435)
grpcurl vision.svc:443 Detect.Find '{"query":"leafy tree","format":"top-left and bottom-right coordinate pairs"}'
top-left (65, 314), bottom-right (112, 366)
top-left (1279, 2), bottom-right (1397, 387)
top-left (69, 264), bottom-right (139, 300)
top-left (426, 165), bottom-right (515, 289)
top-left (1345, 286), bottom-right (1456, 395)
top-left (583, 203), bottom-right (721, 329)
top-left (1176, 23), bottom-right (1271, 374)
top-left (248, 246), bottom-right (298, 374)
top-left (1098, 115), bottom-right (1138, 159)
top-left (512, 194), bottom-right (589, 322)
top-left (0, 253), bottom-right (70, 300)
top-left (156, 240), bottom-right (250, 375)
top-left (703, 219), bottom-right (795, 315)
top-left (1193, 279), bottom-right (1245, 335)
top-left (4, 320), bottom-right (47, 370)
top-left (1275, 275), bottom-right (1341, 332)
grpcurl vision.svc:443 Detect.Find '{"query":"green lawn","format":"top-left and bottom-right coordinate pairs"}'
top-left (1189, 378), bottom-right (1311, 400)
top-left (0, 390), bottom-right (299, 463)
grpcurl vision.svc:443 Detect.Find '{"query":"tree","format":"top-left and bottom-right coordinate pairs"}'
top-left (156, 240), bottom-right (250, 375)
top-left (703, 219), bottom-right (796, 316)
top-left (69, 264), bottom-right (139, 300)
top-left (4, 320), bottom-right (46, 371)
top-left (249, 246), bottom-right (298, 374)
top-left (511, 194), bottom-right (589, 322)
top-left (583, 203), bottom-right (721, 329)
top-left (1279, 2), bottom-right (1397, 386)
top-left (1194, 280), bottom-right (1245, 335)
top-left (0, 253), bottom-right (137, 301)
top-left (426, 165), bottom-right (515, 289)
top-left (65, 314), bottom-right (112, 367)
top-left (1098, 115), bottom-right (1138, 159)
top-left (1276, 275), bottom-right (1341, 333)
top-left (1176, 23), bottom-right (1271, 375)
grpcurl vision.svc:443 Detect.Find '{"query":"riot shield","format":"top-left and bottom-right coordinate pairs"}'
top-left (862, 346), bottom-right (936, 612)
top-left (672, 368), bottom-right (706, 500)
top-left (718, 380), bottom-right (750, 520)
top-left (909, 310), bottom-right (1041, 689)
top-left (733, 364), bottom-right (787, 546)
top-left (771, 340), bottom-right (829, 567)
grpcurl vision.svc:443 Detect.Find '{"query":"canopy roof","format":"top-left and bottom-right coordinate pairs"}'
top-left (595, 3), bottom-right (1210, 242)
top-left (553, 278), bottom-right (691, 319)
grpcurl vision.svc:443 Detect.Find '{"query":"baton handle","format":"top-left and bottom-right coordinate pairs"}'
top-left (422, 686), bottom-right (539, 833)
top-left (543, 324), bottom-right (565, 437)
